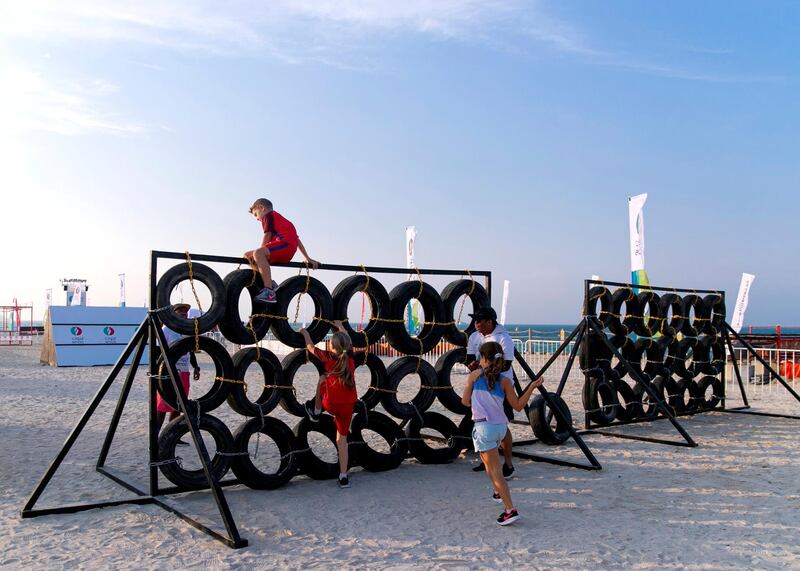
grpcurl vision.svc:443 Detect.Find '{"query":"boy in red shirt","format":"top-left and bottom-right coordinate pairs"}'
top-left (245, 198), bottom-right (319, 303)
top-left (300, 321), bottom-right (357, 488)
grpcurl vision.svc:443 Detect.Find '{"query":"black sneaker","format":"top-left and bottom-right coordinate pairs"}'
top-left (497, 508), bottom-right (520, 526)
top-left (472, 462), bottom-right (486, 472)
top-left (502, 464), bottom-right (515, 479)
top-left (338, 475), bottom-right (350, 489)
top-left (304, 399), bottom-right (320, 423)
top-left (492, 491), bottom-right (502, 503)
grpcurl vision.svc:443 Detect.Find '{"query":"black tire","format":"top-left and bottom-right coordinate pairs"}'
top-left (643, 338), bottom-right (667, 378)
top-left (659, 293), bottom-right (686, 339)
top-left (615, 381), bottom-right (643, 422)
top-left (579, 329), bottom-right (613, 371)
top-left (353, 351), bottom-right (389, 410)
top-left (440, 279), bottom-right (490, 346)
top-left (406, 412), bottom-right (462, 464)
top-left (633, 375), bottom-right (667, 419)
top-left (681, 294), bottom-right (706, 337)
top-left (583, 372), bottom-right (619, 425)
top-left (635, 291), bottom-right (662, 337)
top-left (279, 349), bottom-right (326, 417)
top-left (271, 275), bottom-right (333, 348)
top-left (666, 377), bottom-right (697, 414)
top-left (434, 348), bottom-right (470, 415)
top-left (230, 417), bottom-right (297, 489)
top-left (349, 411), bottom-right (407, 471)
top-left (156, 336), bottom-right (233, 413)
top-left (693, 375), bottom-right (723, 410)
top-left (608, 288), bottom-right (639, 336)
top-left (331, 275), bottom-right (390, 349)
top-left (619, 338), bottom-right (649, 379)
top-left (528, 392), bottom-right (572, 445)
top-left (218, 269), bottom-right (272, 344)
top-left (384, 281), bottom-right (446, 355)
top-left (692, 336), bottom-right (715, 376)
top-left (673, 337), bottom-right (698, 377)
top-left (227, 347), bottom-right (285, 417)
top-left (382, 357), bottom-right (438, 420)
top-left (293, 416), bottom-right (351, 480)
top-left (661, 338), bottom-right (680, 376)
top-left (704, 294), bottom-right (726, 333)
top-left (585, 286), bottom-right (613, 329)
top-left (157, 414), bottom-right (234, 490)
top-left (155, 262), bottom-right (226, 335)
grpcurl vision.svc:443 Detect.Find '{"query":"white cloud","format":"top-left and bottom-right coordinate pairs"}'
top-left (0, 63), bottom-right (145, 136)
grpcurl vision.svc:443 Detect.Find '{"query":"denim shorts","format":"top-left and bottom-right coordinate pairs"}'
top-left (472, 422), bottom-right (508, 453)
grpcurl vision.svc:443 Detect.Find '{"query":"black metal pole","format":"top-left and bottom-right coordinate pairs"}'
top-left (515, 321), bottom-right (584, 392)
top-left (96, 333), bottom-right (148, 468)
top-left (22, 321), bottom-right (148, 513)
top-left (587, 317), bottom-right (697, 447)
top-left (148, 251), bottom-right (159, 496)
top-left (151, 322), bottom-right (246, 548)
top-left (723, 328), bottom-right (750, 408)
top-left (725, 322), bottom-right (800, 404)
top-left (513, 340), bottom-right (602, 469)
top-left (546, 321), bottom-right (586, 424)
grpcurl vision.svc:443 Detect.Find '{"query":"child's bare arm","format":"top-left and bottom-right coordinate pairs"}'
top-left (461, 369), bottom-right (482, 407)
top-left (502, 377), bottom-right (543, 411)
top-left (299, 328), bottom-right (316, 353)
top-left (297, 239), bottom-right (319, 269)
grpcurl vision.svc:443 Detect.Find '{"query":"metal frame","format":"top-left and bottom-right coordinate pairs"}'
top-left (21, 250), bottom-right (494, 549)
top-left (718, 322), bottom-right (800, 420)
top-left (509, 321), bottom-right (602, 470)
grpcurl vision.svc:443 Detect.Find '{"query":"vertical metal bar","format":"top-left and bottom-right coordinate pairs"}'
top-left (23, 322), bottom-right (148, 512)
top-left (513, 345), bottom-right (602, 469)
top-left (546, 321), bottom-right (586, 424)
top-left (723, 328), bottom-right (749, 408)
top-left (148, 251), bottom-right (159, 496)
top-left (97, 333), bottom-right (148, 468)
top-left (587, 318), bottom-right (697, 447)
top-left (151, 322), bottom-right (244, 546)
top-left (726, 322), bottom-right (800, 403)
top-left (583, 280), bottom-right (591, 429)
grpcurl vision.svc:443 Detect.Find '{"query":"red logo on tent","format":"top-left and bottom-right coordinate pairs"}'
top-left (70, 326), bottom-right (83, 336)
top-left (103, 327), bottom-right (115, 336)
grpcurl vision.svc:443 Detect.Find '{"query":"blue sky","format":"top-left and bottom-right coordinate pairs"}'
top-left (1, 1), bottom-right (798, 324)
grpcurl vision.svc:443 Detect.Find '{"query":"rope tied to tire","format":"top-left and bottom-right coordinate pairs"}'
top-left (184, 251), bottom-right (204, 352)
top-left (455, 268), bottom-right (476, 345)
top-left (214, 376), bottom-right (248, 393)
top-left (150, 457), bottom-right (183, 468)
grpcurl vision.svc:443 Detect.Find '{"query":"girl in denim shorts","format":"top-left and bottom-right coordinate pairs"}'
top-left (461, 341), bottom-right (542, 525)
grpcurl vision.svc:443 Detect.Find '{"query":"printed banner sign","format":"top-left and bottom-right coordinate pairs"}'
top-left (730, 273), bottom-right (755, 333)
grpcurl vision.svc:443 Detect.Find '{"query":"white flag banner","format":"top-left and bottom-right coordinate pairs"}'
top-left (730, 273), bottom-right (755, 333)
top-left (119, 273), bottom-right (126, 307)
top-left (628, 193), bottom-right (647, 272)
top-left (500, 280), bottom-right (510, 326)
top-left (70, 284), bottom-right (82, 306)
top-left (45, 289), bottom-right (52, 307)
top-left (405, 226), bottom-right (416, 270)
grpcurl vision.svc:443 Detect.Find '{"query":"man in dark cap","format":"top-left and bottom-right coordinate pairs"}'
top-left (465, 306), bottom-right (517, 478)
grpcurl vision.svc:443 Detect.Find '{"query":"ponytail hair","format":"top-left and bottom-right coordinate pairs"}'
top-left (479, 341), bottom-right (506, 390)
top-left (329, 331), bottom-right (354, 389)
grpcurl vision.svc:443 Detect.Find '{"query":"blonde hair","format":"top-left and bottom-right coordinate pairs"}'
top-left (479, 341), bottom-right (506, 390)
top-left (329, 331), bottom-right (354, 388)
top-left (249, 198), bottom-right (273, 213)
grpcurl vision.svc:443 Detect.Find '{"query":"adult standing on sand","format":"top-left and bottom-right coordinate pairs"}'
top-left (465, 307), bottom-right (518, 477)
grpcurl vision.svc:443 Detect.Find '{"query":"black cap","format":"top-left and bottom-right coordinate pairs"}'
top-left (469, 307), bottom-right (497, 321)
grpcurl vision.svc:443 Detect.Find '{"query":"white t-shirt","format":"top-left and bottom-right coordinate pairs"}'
top-left (162, 326), bottom-right (190, 372)
top-left (467, 323), bottom-right (515, 380)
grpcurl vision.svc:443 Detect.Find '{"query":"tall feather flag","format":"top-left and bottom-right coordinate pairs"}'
top-left (628, 193), bottom-right (651, 292)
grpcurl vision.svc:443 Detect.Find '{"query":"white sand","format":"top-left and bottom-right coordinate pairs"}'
top-left (2, 342), bottom-right (800, 570)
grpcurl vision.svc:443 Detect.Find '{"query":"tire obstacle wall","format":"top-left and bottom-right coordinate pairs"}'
top-left (580, 281), bottom-right (728, 429)
top-left (152, 254), bottom-right (497, 489)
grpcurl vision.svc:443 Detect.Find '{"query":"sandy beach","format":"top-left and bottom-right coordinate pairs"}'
top-left (2, 341), bottom-right (799, 570)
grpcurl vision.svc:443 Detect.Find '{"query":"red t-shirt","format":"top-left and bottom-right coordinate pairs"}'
top-left (260, 210), bottom-right (298, 247)
top-left (313, 347), bottom-right (357, 405)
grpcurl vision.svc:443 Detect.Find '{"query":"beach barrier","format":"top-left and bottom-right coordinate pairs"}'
top-left (23, 250), bottom-right (599, 550)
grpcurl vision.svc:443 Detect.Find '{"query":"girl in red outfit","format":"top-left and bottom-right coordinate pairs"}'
top-left (299, 321), bottom-right (357, 488)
